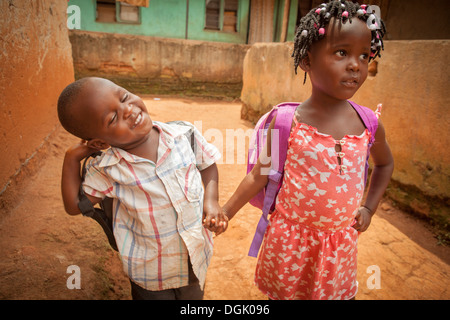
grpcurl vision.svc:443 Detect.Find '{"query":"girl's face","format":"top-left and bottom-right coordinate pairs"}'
top-left (305, 18), bottom-right (372, 101)
top-left (77, 78), bottom-right (153, 150)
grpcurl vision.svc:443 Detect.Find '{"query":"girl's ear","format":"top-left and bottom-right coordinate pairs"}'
top-left (299, 54), bottom-right (311, 72)
top-left (86, 139), bottom-right (110, 150)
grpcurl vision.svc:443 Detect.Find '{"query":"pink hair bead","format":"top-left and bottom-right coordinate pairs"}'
top-left (319, 28), bottom-right (325, 35)
top-left (342, 11), bottom-right (349, 18)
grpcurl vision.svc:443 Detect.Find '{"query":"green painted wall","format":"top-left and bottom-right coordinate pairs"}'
top-left (68, 0), bottom-right (250, 43)
top-left (273, 0), bottom-right (298, 42)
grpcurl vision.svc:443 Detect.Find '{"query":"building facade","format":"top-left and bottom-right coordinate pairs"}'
top-left (68, 0), bottom-right (299, 44)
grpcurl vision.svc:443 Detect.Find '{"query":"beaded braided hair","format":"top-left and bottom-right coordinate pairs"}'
top-left (292, 0), bottom-right (386, 84)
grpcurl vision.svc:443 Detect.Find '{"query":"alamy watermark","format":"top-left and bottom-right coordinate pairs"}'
top-left (366, 264), bottom-right (382, 289)
top-left (67, 4), bottom-right (81, 30)
top-left (66, 265), bottom-right (81, 289)
top-left (193, 121), bottom-right (255, 166)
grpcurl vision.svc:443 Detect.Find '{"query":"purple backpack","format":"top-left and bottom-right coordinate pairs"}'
top-left (246, 101), bottom-right (380, 257)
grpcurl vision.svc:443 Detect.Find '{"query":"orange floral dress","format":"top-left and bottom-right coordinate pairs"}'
top-left (254, 118), bottom-right (370, 300)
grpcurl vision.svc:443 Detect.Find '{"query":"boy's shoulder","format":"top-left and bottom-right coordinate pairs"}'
top-left (155, 120), bottom-right (195, 138)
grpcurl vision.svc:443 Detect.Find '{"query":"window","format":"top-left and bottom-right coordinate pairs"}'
top-left (118, 2), bottom-right (140, 23)
top-left (205, 0), bottom-right (220, 30)
top-left (96, 1), bottom-right (140, 24)
top-left (96, 0), bottom-right (116, 23)
top-left (205, 0), bottom-right (239, 32)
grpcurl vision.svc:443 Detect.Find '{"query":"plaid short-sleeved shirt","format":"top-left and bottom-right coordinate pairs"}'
top-left (82, 121), bottom-right (220, 291)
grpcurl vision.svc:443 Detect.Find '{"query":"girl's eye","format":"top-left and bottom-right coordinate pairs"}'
top-left (335, 50), bottom-right (346, 57)
top-left (360, 53), bottom-right (369, 60)
top-left (121, 93), bottom-right (128, 102)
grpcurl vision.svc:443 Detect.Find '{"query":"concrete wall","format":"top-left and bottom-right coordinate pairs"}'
top-left (240, 40), bottom-right (450, 224)
top-left (69, 30), bottom-right (250, 98)
top-left (0, 1), bottom-right (74, 196)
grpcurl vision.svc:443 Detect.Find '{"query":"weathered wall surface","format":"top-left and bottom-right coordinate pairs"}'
top-left (240, 40), bottom-right (450, 225)
top-left (69, 30), bottom-right (250, 98)
top-left (0, 1), bottom-right (74, 197)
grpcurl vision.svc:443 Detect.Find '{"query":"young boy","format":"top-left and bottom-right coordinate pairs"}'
top-left (58, 77), bottom-right (227, 299)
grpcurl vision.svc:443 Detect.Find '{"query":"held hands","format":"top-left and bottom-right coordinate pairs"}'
top-left (352, 206), bottom-right (373, 232)
top-left (202, 201), bottom-right (228, 236)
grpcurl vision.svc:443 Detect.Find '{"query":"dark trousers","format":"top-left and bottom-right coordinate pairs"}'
top-left (130, 261), bottom-right (204, 300)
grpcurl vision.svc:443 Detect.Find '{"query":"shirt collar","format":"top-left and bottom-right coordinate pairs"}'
top-left (97, 121), bottom-right (190, 168)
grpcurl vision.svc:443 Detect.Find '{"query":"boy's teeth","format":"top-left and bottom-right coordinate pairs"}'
top-left (135, 114), bottom-right (141, 125)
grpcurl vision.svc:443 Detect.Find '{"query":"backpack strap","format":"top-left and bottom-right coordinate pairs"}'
top-left (347, 100), bottom-right (380, 185)
top-left (78, 152), bottom-right (118, 251)
top-left (248, 103), bottom-right (298, 257)
top-left (78, 152), bottom-right (103, 218)
top-left (270, 103), bottom-right (299, 177)
top-left (347, 100), bottom-right (378, 146)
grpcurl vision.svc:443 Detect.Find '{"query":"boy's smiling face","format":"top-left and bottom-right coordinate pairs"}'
top-left (75, 77), bottom-right (153, 151)
top-left (304, 18), bottom-right (372, 101)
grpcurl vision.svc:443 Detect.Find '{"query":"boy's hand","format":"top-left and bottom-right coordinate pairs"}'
top-left (61, 140), bottom-right (99, 216)
top-left (203, 201), bottom-right (228, 235)
top-left (66, 140), bottom-right (98, 162)
top-left (352, 206), bottom-right (373, 232)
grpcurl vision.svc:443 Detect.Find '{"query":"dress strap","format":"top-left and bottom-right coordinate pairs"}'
top-left (375, 103), bottom-right (382, 119)
top-left (293, 104), bottom-right (301, 126)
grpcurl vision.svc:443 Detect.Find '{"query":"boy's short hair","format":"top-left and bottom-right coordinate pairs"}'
top-left (57, 78), bottom-right (91, 140)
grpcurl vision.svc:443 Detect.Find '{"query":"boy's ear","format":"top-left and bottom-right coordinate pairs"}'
top-left (86, 139), bottom-right (110, 150)
top-left (299, 54), bottom-right (311, 72)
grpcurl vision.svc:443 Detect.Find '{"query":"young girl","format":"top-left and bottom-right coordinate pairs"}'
top-left (221, 0), bottom-right (394, 300)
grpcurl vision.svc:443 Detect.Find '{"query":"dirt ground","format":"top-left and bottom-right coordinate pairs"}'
top-left (0, 96), bottom-right (449, 300)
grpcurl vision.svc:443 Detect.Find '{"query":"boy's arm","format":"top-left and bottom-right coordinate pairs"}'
top-left (200, 163), bottom-right (228, 234)
top-left (354, 120), bottom-right (394, 231)
top-left (61, 141), bottom-right (102, 215)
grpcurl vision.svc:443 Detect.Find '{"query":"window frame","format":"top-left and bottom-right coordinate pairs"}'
top-left (95, 0), bottom-right (141, 25)
top-left (204, 0), bottom-right (239, 33)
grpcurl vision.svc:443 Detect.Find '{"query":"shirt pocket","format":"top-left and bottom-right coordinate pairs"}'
top-left (175, 163), bottom-right (203, 202)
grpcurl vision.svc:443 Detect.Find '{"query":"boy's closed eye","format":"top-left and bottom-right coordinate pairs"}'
top-left (108, 93), bottom-right (129, 125)
top-left (109, 113), bottom-right (117, 125)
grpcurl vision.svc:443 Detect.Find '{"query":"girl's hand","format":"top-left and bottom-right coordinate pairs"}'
top-left (203, 201), bottom-right (228, 235)
top-left (353, 206), bottom-right (373, 232)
